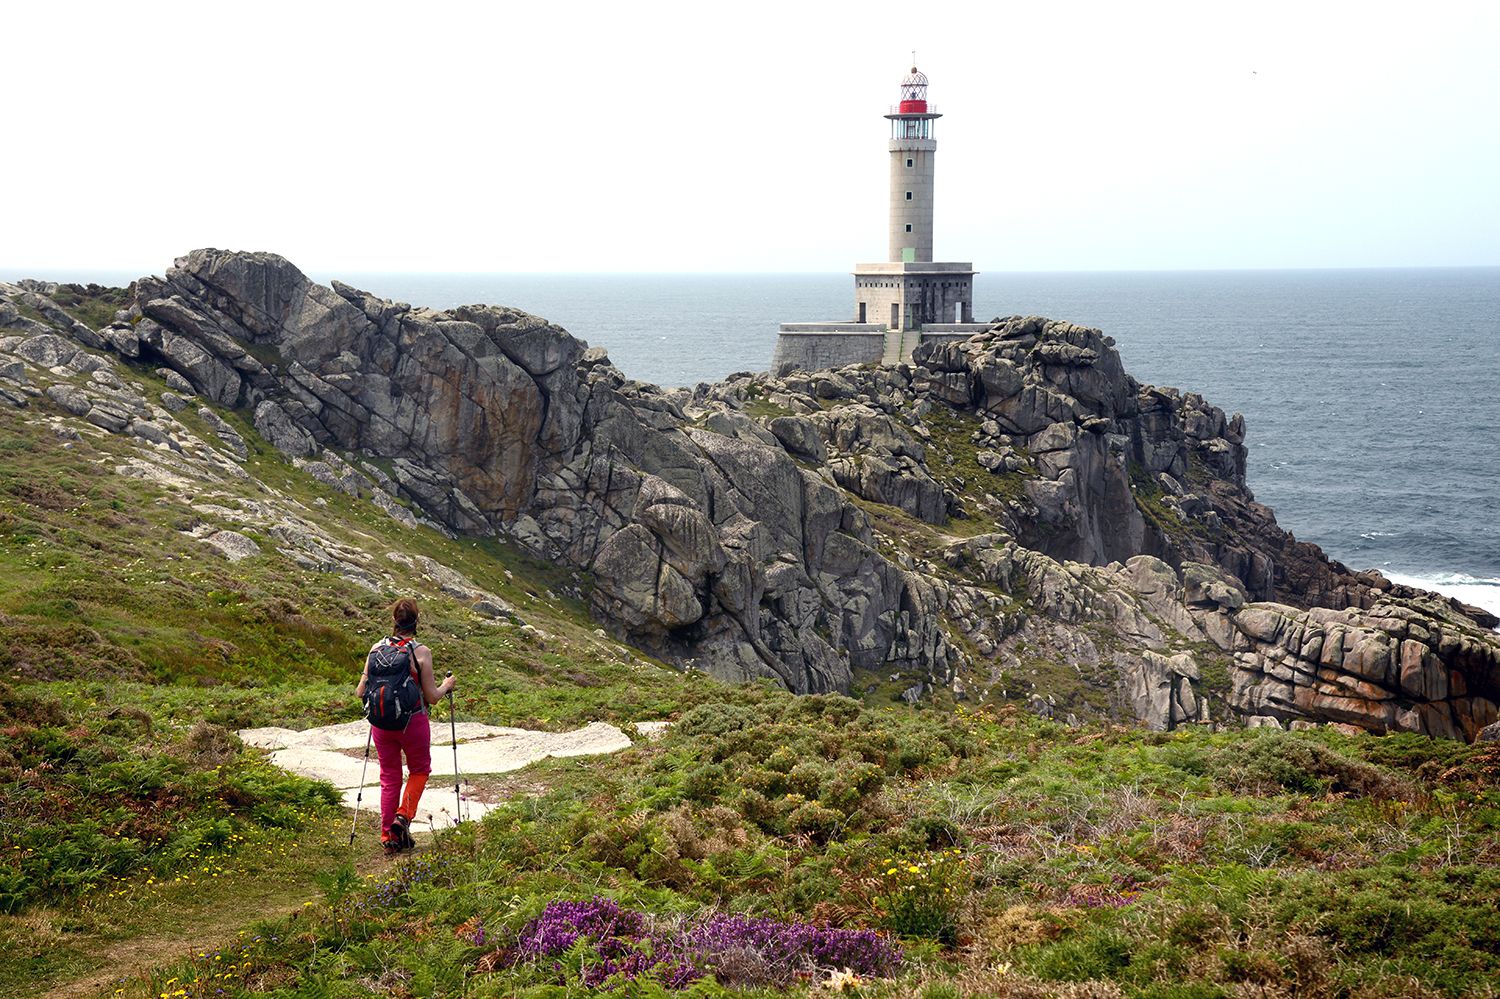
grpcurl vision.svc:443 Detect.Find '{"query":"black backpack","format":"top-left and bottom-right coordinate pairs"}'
top-left (363, 636), bottom-right (423, 730)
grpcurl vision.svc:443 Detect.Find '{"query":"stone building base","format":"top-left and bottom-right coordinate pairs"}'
top-left (771, 323), bottom-right (989, 376)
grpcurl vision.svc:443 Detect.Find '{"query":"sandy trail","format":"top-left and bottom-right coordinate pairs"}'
top-left (239, 719), bottom-right (659, 833)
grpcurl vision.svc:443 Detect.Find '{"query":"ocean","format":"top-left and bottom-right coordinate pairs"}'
top-left (9, 265), bottom-right (1498, 616)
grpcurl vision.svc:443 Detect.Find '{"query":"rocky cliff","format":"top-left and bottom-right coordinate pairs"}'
top-left (2, 249), bottom-right (1496, 741)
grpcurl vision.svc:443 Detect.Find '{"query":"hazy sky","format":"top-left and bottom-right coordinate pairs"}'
top-left (3, 0), bottom-right (1497, 275)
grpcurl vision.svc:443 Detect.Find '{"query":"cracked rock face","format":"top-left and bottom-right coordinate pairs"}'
top-left (4, 254), bottom-right (1497, 740)
top-left (126, 251), bottom-right (550, 524)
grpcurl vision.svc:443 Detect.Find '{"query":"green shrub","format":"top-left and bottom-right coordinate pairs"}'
top-left (1208, 731), bottom-right (1407, 799)
top-left (1306, 875), bottom-right (1500, 960)
top-left (682, 763), bottom-right (726, 804)
top-left (876, 849), bottom-right (973, 944)
top-left (676, 702), bottom-right (757, 738)
top-left (786, 800), bottom-right (842, 841)
top-left (817, 775), bottom-right (861, 813)
top-left (1026, 925), bottom-right (1132, 981)
top-left (906, 814), bottom-right (963, 849)
top-left (1128, 984), bottom-right (1231, 999)
top-left (733, 787), bottom-right (777, 830)
top-left (763, 744), bottom-right (799, 773)
top-left (1216, 946), bottom-right (1283, 984)
top-left (787, 760), bottom-right (831, 797)
top-left (0, 680), bottom-right (66, 727)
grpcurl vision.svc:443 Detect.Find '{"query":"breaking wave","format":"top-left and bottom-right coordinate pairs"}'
top-left (1384, 571), bottom-right (1500, 622)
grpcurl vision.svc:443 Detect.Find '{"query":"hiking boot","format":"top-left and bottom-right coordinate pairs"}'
top-left (391, 814), bottom-right (416, 852)
top-left (382, 836), bottom-right (401, 856)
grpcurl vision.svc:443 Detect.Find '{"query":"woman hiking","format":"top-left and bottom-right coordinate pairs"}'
top-left (356, 598), bottom-right (455, 853)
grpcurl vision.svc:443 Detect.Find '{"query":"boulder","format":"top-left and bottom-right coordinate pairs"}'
top-left (637, 500), bottom-right (726, 583)
top-left (253, 399), bottom-right (316, 457)
top-left (766, 414), bottom-right (827, 463)
top-left (202, 530), bottom-right (261, 562)
top-left (140, 324), bottom-right (242, 405)
top-left (85, 401), bottom-right (131, 433)
top-left (45, 384), bottom-right (93, 417)
top-left (198, 406), bottom-right (249, 460)
top-left (157, 368), bottom-right (195, 394)
top-left (590, 524), bottom-right (703, 633)
top-left (1183, 561), bottom-right (1248, 610)
top-left (1122, 651), bottom-right (1204, 731)
top-left (13, 334), bottom-right (79, 369)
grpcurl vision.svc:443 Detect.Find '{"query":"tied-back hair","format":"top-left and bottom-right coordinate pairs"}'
top-left (392, 597), bottom-right (420, 635)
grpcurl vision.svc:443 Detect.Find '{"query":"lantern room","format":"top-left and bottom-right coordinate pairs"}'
top-left (888, 66), bottom-right (941, 140)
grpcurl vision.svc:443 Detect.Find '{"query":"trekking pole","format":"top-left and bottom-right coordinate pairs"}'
top-left (447, 672), bottom-right (463, 825)
top-left (349, 725), bottom-right (372, 846)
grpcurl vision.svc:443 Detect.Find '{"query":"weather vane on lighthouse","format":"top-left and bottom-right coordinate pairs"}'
top-left (772, 60), bottom-right (984, 375)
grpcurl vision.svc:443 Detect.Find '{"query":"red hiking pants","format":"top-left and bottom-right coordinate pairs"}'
top-left (372, 711), bottom-right (431, 839)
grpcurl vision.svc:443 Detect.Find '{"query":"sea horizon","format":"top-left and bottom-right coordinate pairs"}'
top-left (6, 262), bottom-right (1500, 282)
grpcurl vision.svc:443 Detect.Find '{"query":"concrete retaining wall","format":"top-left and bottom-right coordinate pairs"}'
top-left (771, 331), bottom-right (886, 376)
top-left (770, 325), bottom-right (992, 376)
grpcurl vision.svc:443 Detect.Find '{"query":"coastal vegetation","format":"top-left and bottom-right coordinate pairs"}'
top-left (8, 658), bottom-right (1497, 996)
top-left (3, 408), bottom-right (1496, 996)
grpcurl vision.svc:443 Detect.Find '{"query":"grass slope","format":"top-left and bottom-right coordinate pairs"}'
top-left (1, 330), bottom-right (1497, 997)
top-left (79, 698), bottom-right (1500, 998)
top-left (0, 375), bottom-right (712, 993)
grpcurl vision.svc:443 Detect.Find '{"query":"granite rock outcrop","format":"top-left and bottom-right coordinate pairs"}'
top-left (3, 251), bottom-right (1496, 740)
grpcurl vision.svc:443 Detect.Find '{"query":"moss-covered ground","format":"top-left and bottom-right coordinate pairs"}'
top-left (919, 404), bottom-right (1037, 537)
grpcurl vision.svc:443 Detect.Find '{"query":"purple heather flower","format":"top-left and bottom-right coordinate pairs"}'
top-left (510, 897), bottom-right (901, 989)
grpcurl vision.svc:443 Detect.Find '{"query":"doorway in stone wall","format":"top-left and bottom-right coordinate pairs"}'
top-left (890, 303), bottom-right (900, 329)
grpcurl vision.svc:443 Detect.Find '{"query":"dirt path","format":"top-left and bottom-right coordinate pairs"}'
top-left (45, 848), bottom-right (399, 999)
top-left (239, 719), bottom-right (655, 833)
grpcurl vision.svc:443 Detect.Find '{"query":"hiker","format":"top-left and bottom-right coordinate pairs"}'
top-left (356, 598), bottom-right (455, 853)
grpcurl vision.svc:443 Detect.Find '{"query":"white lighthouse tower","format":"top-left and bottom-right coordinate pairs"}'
top-left (887, 66), bottom-right (939, 263)
top-left (773, 63), bottom-right (985, 375)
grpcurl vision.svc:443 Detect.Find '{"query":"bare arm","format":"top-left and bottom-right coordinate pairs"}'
top-left (416, 645), bottom-right (454, 705)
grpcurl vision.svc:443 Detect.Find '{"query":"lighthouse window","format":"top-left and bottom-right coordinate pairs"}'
top-left (905, 191), bottom-right (913, 200)
top-left (905, 224), bottom-right (912, 232)
top-left (906, 158), bottom-right (913, 168)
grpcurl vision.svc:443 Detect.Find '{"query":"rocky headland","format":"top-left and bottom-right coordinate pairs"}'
top-left (2, 249), bottom-right (1496, 741)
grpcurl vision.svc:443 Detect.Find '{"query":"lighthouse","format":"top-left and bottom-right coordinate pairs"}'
top-left (773, 64), bottom-right (985, 376)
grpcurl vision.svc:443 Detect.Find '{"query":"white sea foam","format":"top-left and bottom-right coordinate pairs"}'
top-left (1384, 572), bottom-right (1500, 622)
